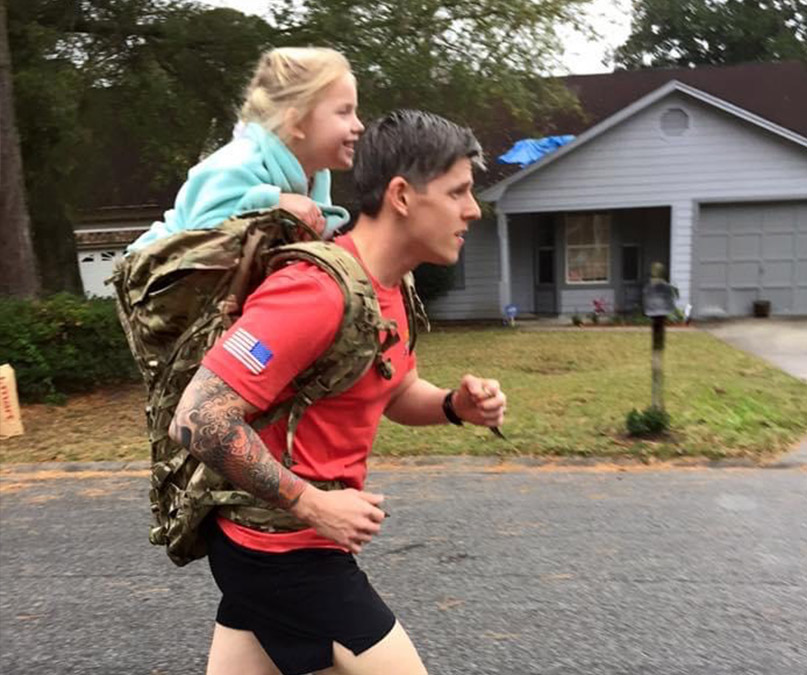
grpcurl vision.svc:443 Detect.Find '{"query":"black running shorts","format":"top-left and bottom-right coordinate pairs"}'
top-left (205, 519), bottom-right (396, 675)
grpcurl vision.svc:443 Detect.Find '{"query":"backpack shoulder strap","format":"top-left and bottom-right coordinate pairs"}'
top-left (251, 241), bottom-right (431, 468)
top-left (400, 271), bottom-right (430, 353)
top-left (252, 242), bottom-right (393, 466)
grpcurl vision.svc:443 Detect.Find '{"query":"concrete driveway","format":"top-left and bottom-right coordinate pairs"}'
top-left (704, 319), bottom-right (807, 381)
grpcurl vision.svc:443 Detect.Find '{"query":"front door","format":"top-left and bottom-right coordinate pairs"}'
top-left (620, 244), bottom-right (642, 312)
top-left (534, 224), bottom-right (557, 314)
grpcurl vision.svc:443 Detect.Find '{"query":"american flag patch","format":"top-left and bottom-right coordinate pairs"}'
top-left (222, 328), bottom-right (273, 374)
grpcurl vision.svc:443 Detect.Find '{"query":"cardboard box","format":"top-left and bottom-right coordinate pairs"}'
top-left (0, 364), bottom-right (24, 439)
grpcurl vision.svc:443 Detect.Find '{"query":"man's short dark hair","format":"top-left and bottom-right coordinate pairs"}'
top-left (353, 110), bottom-right (485, 217)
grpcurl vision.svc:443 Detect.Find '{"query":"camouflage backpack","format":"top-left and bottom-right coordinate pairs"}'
top-left (111, 208), bottom-right (428, 566)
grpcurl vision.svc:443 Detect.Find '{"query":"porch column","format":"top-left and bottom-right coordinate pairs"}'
top-left (669, 201), bottom-right (694, 309)
top-left (497, 208), bottom-right (512, 312)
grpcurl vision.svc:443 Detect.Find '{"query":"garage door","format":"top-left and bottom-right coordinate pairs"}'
top-left (695, 201), bottom-right (807, 317)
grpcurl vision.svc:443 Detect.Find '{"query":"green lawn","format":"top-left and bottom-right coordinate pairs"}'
top-left (3, 328), bottom-right (805, 464)
top-left (374, 327), bottom-right (807, 460)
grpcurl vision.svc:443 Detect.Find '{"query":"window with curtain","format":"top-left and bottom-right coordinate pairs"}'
top-left (565, 213), bottom-right (611, 283)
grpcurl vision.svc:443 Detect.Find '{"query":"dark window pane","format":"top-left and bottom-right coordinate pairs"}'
top-left (622, 245), bottom-right (639, 281)
top-left (538, 249), bottom-right (554, 284)
top-left (535, 225), bottom-right (554, 248)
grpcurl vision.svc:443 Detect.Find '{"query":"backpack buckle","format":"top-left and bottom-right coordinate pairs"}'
top-left (376, 356), bottom-right (395, 380)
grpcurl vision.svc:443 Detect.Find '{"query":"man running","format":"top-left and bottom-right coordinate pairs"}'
top-left (170, 109), bottom-right (506, 675)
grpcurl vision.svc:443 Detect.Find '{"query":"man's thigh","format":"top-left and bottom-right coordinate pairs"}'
top-left (206, 623), bottom-right (282, 675)
top-left (317, 621), bottom-right (428, 675)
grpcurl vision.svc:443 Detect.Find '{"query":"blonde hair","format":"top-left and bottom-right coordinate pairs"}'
top-left (240, 47), bottom-right (352, 143)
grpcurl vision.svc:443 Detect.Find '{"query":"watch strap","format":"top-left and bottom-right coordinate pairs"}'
top-left (442, 389), bottom-right (464, 426)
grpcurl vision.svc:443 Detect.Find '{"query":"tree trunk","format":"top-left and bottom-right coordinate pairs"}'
top-left (0, 2), bottom-right (40, 298)
top-left (29, 202), bottom-right (84, 295)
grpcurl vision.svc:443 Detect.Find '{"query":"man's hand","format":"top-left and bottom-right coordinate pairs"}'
top-left (291, 485), bottom-right (386, 554)
top-left (452, 374), bottom-right (506, 428)
top-left (278, 194), bottom-right (326, 235)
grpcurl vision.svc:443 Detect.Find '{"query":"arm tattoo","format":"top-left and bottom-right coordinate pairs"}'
top-left (172, 366), bottom-right (306, 509)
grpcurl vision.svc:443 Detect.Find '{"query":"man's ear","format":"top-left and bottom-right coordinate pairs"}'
top-left (284, 107), bottom-right (305, 140)
top-left (385, 176), bottom-right (410, 217)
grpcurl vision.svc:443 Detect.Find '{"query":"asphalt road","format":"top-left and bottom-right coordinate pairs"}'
top-left (1, 463), bottom-right (805, 675)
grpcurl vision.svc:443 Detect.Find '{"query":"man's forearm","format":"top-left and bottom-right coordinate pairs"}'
top-left (170, 367), bottom-right (306, 509)
top-left (384, 377), bottom-right (450, 426)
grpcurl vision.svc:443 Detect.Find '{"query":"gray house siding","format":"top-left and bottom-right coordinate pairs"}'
top-left (496, 92), bottom-right (807, 309)
top-left (426, 218), bottom-right (500, 320)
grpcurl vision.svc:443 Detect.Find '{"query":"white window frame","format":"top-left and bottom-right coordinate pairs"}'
top-left (565, 212), bottom-right (611, 284)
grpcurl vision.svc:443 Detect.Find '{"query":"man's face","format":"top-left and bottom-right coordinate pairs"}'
top-left (404, 157), bottom-right (482, 266)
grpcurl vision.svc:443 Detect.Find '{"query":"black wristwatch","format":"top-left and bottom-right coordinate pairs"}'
top-left (442, 389), bottom-right (464, 426)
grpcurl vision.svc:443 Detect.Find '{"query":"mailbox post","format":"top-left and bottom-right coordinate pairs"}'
top-left (642, 262), bottom-right (676, 411)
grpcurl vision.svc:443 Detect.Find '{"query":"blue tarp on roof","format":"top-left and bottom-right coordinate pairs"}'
top-left (497, 135), bottom-right (575, 168)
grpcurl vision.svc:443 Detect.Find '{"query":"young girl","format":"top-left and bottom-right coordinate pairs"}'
top-left (128, 47), bottom-right (364, 253)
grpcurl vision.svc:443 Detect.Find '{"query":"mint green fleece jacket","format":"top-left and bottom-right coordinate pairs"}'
top-left (127, 123), bottom-right (350, 253)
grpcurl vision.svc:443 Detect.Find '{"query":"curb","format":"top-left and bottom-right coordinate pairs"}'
top-left (2, 439), bottom-right (806, 475)
top-left (0, 460), bottom-right (150, 474)
top-left (763, 436), bottom-right (807, 469)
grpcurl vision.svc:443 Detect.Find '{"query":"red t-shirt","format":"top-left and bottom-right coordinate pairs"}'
top-left (201, 234), bottom-right (416, 552)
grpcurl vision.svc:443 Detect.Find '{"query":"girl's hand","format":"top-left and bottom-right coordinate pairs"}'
top-left (278, 194), bottom-right (326, 235)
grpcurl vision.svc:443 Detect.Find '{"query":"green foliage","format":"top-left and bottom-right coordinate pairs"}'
top-left (414, 263), bottom-right (457, 302)
top-left (6, 0), bottom-right (593, 297)
top-left (7, 0), bottom-right (277, 292)
top-left (0, 294), bottom-right (138, 403)
top-left (9, 0), bottom-right (588, 202)
top-left (669, 307), bottom-right (686, 324)
top-left (615, 0), bottom-right (807, 69)
top-left (571, 313), bottom-right (583, 326)
top-left (7, 1), bottom-right (89, 293)
top-left (626, 406), bottom-right (671, 437)
top-left (612, 312), bottom-right (651, 326)
top-left (283, 0), bottom-right (588, 127)
top-left (7, 0), bottom-right (589, 294)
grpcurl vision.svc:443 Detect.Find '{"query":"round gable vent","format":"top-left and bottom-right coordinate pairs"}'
top-left (660, 107), bottom-right (690, 136)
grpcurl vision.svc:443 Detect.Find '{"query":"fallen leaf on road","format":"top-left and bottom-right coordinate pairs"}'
top-left (437, 598), bottom-right (465, 611)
